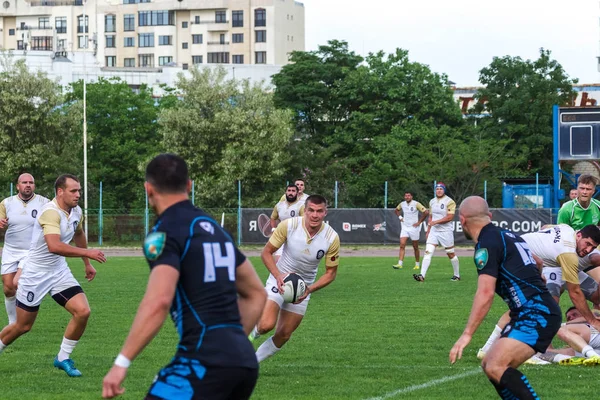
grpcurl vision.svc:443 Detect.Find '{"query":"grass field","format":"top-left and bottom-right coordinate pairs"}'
top-left (0, 256), bottom-right (597, 399)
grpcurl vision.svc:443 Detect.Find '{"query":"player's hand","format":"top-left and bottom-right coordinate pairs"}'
top-left (449, 333), bottom-right (472, 364)
top-left (102, 365), bottom-right (127, 398)
top-left (275, 273), bottom-right (286, 294)
top-left (0, 218), bottom-right (8, 229)
top-left (87, 249), bottom-right (106, 263)
top-left (294, 285), bottom-right (311, 304)
top-left (591, 319), bottom-right (600, 332)
top-left (412, 223), bottom-right (419, 228)
top-left (85, 264), bottom-right (97, 282)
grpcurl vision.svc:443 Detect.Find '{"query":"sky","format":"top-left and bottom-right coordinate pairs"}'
top-left (300, 0), bottom-right (600, 87)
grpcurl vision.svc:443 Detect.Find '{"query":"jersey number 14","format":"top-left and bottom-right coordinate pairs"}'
top-left (203, 242), bottom-right (235, 283)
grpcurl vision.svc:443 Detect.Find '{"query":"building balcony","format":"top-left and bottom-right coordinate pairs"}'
top-left (28, 0), bottom-right (83, 6)
top-left (207, 41), bottom-right (229, 45)
top-left (192, 20), bottom-right (229, 31)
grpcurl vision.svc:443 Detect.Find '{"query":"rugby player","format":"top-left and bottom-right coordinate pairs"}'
top-left (392, 191), bottom-right (428, 270)
top-left (279, 178), bottom-right (309, 206)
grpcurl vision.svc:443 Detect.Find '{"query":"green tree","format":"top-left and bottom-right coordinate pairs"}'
top-left (66, 77), bottom-right (164, 210)
top-left (473, 48), bottom-right (577, 175)
top-left (0, 56), bottom-right (80, 197)
top-left (159, 67), bottom-right (294, 208)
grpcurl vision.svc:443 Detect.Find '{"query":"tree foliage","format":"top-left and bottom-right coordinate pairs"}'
top-left (159, 67), bottom-right (294, 208)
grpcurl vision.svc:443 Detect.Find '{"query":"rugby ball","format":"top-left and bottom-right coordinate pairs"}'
top-left (282, 273), bottom-right (307, 303)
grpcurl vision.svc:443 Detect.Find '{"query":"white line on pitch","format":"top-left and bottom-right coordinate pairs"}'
top-left (363, 368), bottom-right (481, 400)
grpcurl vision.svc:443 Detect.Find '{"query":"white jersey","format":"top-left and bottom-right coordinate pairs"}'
top-left (25, 200), bottom-right (84, 271)
top-left (0, 194), bottom-right (50, 263)
top-left (269, 217), bottom-right (340, 284)
top-left (521, 224), bottom-right (579, 284)
top-left (396, 200), bottom-right (427, 226)
top-left (429, 195), bottom-right (456, 233)
top-left (271, 199), bottom-right (304, 222)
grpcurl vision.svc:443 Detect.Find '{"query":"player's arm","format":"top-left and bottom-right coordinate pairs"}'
top-left (261, 220), bottom-right (288, 290)
top-left (270, 206), bottom-right (279, 230)
top-left (394, 205), bottom-right (402, 219)
top-left (533, 254), bottom-right (544, 276)
top-left (559, 253), bottom-right (600, 330)
top-left (72, 224), bottom-right (102, 281)
top-left (297, 236), bottom-right (340, 302)
top-left (102, 264), bottom-right (179, 399)
top-left (415, 203), bottom-right (429, 226)
top-left (42, 210), bottom-right (105, 263)
top-left (235, 259), bottom-right (267, 335)
top-left (0, 200), bottom-right (7, 229)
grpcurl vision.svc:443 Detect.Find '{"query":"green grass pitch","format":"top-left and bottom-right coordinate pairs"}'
top-left (0, 256), bottom-right (597, 399)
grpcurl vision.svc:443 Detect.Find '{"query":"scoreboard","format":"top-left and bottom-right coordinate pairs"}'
top-left (558, 107), bottom-right (600, 160)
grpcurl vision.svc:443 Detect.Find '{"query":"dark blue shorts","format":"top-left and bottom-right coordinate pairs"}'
top-left (501, 294), bottom-right (561, 353)
top-left (145, 356), bottom-right (258, 400)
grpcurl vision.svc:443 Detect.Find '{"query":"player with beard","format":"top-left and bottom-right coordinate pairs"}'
top-left (270, 184), bottom-right (305, 263)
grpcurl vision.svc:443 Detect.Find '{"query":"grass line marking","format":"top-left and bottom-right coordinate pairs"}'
top-left (363, 368), bottom-right (481, 400)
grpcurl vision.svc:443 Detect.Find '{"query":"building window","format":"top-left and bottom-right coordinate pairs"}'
top-left (32, 36), bottom-right (52, 51)
top-left (194, 16), bottom-right (200, 24)
top-left (105, 35), bottom-right (115, 48)
top-left (105, 15), bottom-right (116, 33)
top-left (139, 54), bottom-right (154, 67)
top-left (232, 33), bottom-right (243, 43)
top-left (77, 15), bottom-right (88, 33)
top-left (105, 56), bottom-right (116, 67)
top-left (124, 58), bottom-right (135, 67)
top-left (55, 17), bottom-right (67, 34)
top-left (182, 42), bottom-right (188, 49)
top-left (158, 35), bottom-right (172, 46)
top-left (255, 51), bottom-right (266, 64)
top-left (215, 10), bottom-right (226, 23)
top-left (124, 37), bottom-right (135, 47)
top-left (255, 8), bottom-right (266, 27)
top-left (255, 30), bottom-right (266, 43)
top-left (182, 21), bottom-right (188, 28)
top-left (8, 29), bottom-right (14, 36)
top-left (138, 33), bottom-right (154, 47)
top-left (192, 55), bottom-right (203, 64)
top-left (124, 14), bottom-right (135, 31)
top-left (38, 17), bottom-right (50, 29)
top-left (57, 39), bottom-right (66, 50)
top-left (17, 40), bottom-right (24, 50)
top-left (20, 22), bottom-right (25, 29)
top-left (139, 11), bottom-right (175, 27)
top-left (232, 55), bottom-right (244, 64)
top-left (78, 35), bottom-right (88, 48)
top-left (192, 34), bottom-right (202, 44)
top-left (207, 52), bottom-right (229, 64)
top-left (182, 63), bottom-right (188, 70)
top-left (158, 56), bottom-right (173, 66)
top-left (232, 10), bottom-right (243, 27)
top-left (219, 34), bottom-right (226, 44)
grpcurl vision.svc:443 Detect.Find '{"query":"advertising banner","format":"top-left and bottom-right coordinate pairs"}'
top-left (240, 208), bottom-right (552, 245)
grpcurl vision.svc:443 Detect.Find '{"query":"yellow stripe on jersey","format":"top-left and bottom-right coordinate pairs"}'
top-left (446, 199), bottom-right (456, 214)
top-left (416, 202), bottom-right (427, 213)
top-left (325, 234), bottom-right (340, 268)
top-left (395, 203), bottom-right (402, 211)
top-left (557, 253), bottom-right (580, 284)
top-left (39, 208), bottom-right (62, 236)
top-left (299, 205), bottom-right (305, 216)
top-left (0, 199), bottom-right (6, 220)
top-left (269, 219), bottom-right (290, 250)
top-left (271, 205), bottom-right (279, 220)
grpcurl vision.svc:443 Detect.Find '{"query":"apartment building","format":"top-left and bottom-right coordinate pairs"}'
top-left (0, 0), bottom-right (305, 68)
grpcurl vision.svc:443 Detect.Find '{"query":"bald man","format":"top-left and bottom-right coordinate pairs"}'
top-left (0, 174), bottom-right (50, 324)
top-left (450, 196), bottom-right (561, 400)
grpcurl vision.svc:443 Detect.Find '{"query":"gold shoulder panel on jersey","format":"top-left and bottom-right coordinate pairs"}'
top-left (39, 208), bottom-right (62, 236)
top-left (556, 253), bottom-right (580, 284)
top-left (325, 234), bottom-right (341, 268)
top-left (415, 202), bottom-right (426, 212)
top-left (299, 205), bottom-right (305, 216)
top-left (269, 219), bottom-right (290, 249)
top-left (446, 199), bottom-right (457, 214)
top-left (395, 203), bottom-right (402, 211)
top-left (279, 194), bottom-right (286, 202)
top-left (0, 199), bottom-right (6, 220)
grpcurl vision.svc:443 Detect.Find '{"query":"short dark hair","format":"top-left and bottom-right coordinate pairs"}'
top-left (404, 191), bottom-right (413, 195)
top-left (146, 153), bottom-right (189, 194)
top-left (294, 178), bottom-right (305, 184)
top-left (55, 174), bottom-right (79, 193)
top-left (578, 174), bottom-right (597, 187)
top-left (579, 224), bottom-right (600, 244)
top-left (286, 184), bottom-right (298, 191)
top-left (565, 306), bottom-right (577, 319)
top-left (305, 194), bottom-right (327, 207)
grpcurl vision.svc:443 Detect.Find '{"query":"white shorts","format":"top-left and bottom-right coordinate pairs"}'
top-left (427, 229), bottom-right (454, 248)
top-left (590, 326), bottom-right (600, 350)
top-left (16, 266), bottom-right (80, 308)
top-left (545, 268), bottom-right (598, 301)
top-left (265, 274), bottom-right (311, 316)
top-left (400, 225), bottom-right (420, 241)
top-left (1, 260), bottom-right (23, 275)
top-left (1, 248), bottom-right (27, 275)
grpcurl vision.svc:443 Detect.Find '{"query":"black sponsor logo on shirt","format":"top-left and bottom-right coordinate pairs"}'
top-left (316, 250), bottom-right (325, 260)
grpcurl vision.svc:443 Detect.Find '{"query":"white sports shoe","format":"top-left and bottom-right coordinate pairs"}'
top-left (477, 348), bottom-right (486, 360)
top-left (523, 354), bottom-right (551, 365)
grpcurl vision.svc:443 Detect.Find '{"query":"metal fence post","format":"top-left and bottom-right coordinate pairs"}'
top-left (99, 181), bottom-right (103, 246)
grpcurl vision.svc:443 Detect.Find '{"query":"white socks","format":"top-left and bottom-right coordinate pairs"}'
top-left (582, 345), bottom-right (600, 358)
top-left (421, 255), bottom-right (432, 277)
top-left (57, 337), bottom-right (79, 362)
top-left (4, 296), bottom-right (16, 325)
top-left (0, 339), bottom-right (6, 354)
top-left (397, 260), bottom-right (403, 266)
top-left (482, 325), bottom-right (502, 352)
top-left (256, 337), bottom-right (280, 362)
top-left (415, 261), bottom-right (420, 267)
top-left (451, 256), bottom-right (460, 277)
